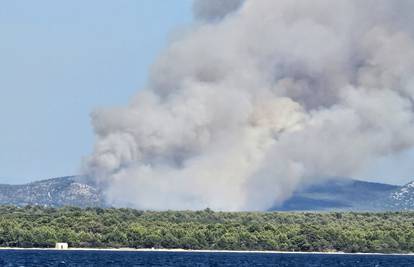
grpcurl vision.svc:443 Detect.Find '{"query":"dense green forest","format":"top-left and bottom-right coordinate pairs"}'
top-left (0, 206), bottom-right (413, 253)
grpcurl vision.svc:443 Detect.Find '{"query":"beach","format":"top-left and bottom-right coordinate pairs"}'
top-left (1, 247), bottom-right (413, 256)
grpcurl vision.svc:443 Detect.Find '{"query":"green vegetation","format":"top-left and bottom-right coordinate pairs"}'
top-left (0, 206), bottom-right (413, 253)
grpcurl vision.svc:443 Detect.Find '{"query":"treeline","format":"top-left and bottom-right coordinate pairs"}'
top-left (0, 206), bottom-right (413, 253)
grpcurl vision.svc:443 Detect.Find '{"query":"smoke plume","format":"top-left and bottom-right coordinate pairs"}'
top-left (85, 0), bottom-right (414, 211)
top-left (193, 0), bottom-right (244, 21)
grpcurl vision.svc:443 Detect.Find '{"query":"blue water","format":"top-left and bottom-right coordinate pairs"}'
top-left (0, 250), bottom-right (413, 267)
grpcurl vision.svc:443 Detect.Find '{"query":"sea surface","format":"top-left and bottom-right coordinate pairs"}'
top-left (0, 250), bottom-right (413, 267)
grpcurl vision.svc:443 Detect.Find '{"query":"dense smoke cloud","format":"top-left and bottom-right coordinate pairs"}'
top-left (85, 0), bottom-right (414, 211)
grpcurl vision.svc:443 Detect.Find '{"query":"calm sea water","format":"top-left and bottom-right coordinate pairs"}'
top-left (0, 250), bottom-right (413, 267)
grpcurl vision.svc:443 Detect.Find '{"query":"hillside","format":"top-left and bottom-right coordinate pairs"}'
top-left (389, 181), bottom-right (414, 210)
top-left (0, 176), bottom-right (413, 211)
top-left (273, 178), bottom-right (401, 211)
top-left (0, 176), bottom-right (104, 208)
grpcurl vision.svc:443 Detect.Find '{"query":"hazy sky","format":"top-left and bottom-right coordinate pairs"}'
top-left (0, 0), bottom-right (192, 183)
top-left (0, 1), bottom-right (413, 186)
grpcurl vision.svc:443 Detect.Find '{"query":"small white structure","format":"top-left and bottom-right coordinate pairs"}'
top-left (55, 243), bottom-right (69, 249)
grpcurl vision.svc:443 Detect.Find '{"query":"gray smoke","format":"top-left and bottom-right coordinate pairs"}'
top-left (193, 0), bottom-right (244, 21)
top-left (85, 0), bottom-right (414, 211)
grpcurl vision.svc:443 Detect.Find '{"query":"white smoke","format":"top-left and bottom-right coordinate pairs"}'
top-left (84, 0), bottom-right (414, 211)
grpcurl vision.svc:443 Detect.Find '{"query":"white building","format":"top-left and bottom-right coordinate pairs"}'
top-left (55, 243), bottom-right (69, 249)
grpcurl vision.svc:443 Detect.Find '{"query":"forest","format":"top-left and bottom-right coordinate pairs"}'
top-left (0, 206), bottom-right (413, 253)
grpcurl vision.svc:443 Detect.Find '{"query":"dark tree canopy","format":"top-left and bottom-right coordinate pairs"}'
top-left (0, 206), bottom-right (413, 253)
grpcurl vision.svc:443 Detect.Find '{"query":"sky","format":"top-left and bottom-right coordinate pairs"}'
top-left (0, 0), bottom-right (413, 186)
top-left (0, 0), bottom-right (192, 184)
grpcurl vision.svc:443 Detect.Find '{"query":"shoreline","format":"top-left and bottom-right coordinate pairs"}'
top-left (0, 247), bottom-right (413, 256)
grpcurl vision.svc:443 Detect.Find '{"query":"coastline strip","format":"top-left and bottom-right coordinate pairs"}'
top-left (0, 247), bottom-right (413, 256)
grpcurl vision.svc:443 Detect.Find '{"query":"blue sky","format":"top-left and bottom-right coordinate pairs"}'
top-left (0, 1), bottom-right (413, 185)
top-left (0, 0), bottom-right (192, 183)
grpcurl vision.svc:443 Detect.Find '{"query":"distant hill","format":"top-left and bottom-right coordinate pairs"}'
top-left (272, 177), bottom-right (408, 211)
top-left (0, 176), bottom-right (104, 207)
top-left (0, 176), bottom-right (413, 211)
top-left (389, 181), bottom-right (414, 210)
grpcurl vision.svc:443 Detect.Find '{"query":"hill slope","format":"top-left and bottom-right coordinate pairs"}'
top-left (0, 176), bottom-right (104, 207)
top-left (389, 181), bottom-right (414, 210)
top-left (272, 178), bottom-right (404, 211)
top-left (0, 176), bottom-right (413, 211)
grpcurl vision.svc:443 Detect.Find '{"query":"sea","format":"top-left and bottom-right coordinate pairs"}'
top-left (0, 250), bottom-right (413, 267)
